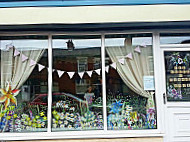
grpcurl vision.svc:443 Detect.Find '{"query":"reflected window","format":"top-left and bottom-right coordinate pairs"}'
top-left (160, 33), bottom-right (190, 44)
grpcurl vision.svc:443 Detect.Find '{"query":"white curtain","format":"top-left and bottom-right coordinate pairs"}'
top-left (106, 38), bottom-right (155, 109)
top-left (1, 47), bottom-right (44, 90)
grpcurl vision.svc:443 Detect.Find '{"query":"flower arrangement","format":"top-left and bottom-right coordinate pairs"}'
top-left (167, 85), bottom-right (182, 99)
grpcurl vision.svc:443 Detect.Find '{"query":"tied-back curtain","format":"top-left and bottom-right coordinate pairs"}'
top-left (1, 47), bottom-right (44, 90)
top-left (106, 38), bottom-right (154, 110)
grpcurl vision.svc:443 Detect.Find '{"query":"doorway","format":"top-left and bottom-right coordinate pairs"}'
top-left (161, 48), bottom-right (190, 142)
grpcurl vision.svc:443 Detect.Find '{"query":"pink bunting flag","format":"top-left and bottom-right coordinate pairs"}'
top-left (38, 64), bottom-right (45, 72)
top-left (110, 62), bottom-right (116, 69)
top-left (29, 59), bottom-right (36, 67)
top-left (21, 54), bottom-right (28, 62)
top-left (14, 49), bottom-right (20, 57)
top-left (86, 71), bottom-right (93, 77)
top-left (118, 58), bottom-right (125, 65)
top-left (141, 42), bottom-right (147, 47)
top-left (126, 53), bottom-right (133, 60)
top-left (78, 72), bottom-right (84, 79)
top-left (105, 66), bottom-right (109, 73)
top-left (95, 69), bottom-right (101, 75)
top-left (67, 72), bottom-right (75, 79)
top-left (57, 70), bottom-right (64, 78)
top-left (134, 46), bottom-right (141, 53)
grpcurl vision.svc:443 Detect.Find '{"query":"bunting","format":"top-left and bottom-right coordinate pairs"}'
top-left (11, 45), bottom-right (145, 80)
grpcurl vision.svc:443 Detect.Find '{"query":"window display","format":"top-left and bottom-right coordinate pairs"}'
top-left (0, 36), bottom-right (48, 132)
top-left (0, 34), bottom-right (157, 134)
top-left (52, 35), bottom-right (103, 131)
top-left (165, 51), bottom-right (190, 101)
top-left (105, 34), bottom-right (157, 130)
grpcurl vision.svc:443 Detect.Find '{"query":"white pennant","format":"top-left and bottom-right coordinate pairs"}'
top-left (86, 71), bottom-right (93, 77)
top-left (95, 69), bottom-right (101, 75)
top-left (29, 59), bottom-right (36, 67)
top-left (78, 72), bottom-right (85, 79)
top-left (57, 70), bottom-right (64, 78)
top-left (126, 53), bottom-right (133, 60)
top-left (105, 66), bottom-right (109, 73)
top-left (134, 46), bottom-right (141, 53)
top-left (67, 72), bottom-right (75, 79)
top-left (141, 42), bottom-right (147, 47)
top-left (38, 64), bottom-right (45, 72)
top-left (118, 58), bottom-right (125, 65)
top-left (14, 49), bottom-right (20, 57)
top-left (21, 54), bottom-right (28, 62)
top-left (110, 62), bottom-right (116, 69)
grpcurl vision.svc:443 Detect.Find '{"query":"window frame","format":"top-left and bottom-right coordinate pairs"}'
top-left (0, 32), bottom-right (163, 140)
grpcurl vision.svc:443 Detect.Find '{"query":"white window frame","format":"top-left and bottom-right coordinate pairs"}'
top-left (0, 32), bottom-right (164, 140)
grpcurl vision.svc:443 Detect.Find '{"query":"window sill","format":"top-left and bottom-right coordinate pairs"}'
top-left (0, 130), bottom-right (164, 141)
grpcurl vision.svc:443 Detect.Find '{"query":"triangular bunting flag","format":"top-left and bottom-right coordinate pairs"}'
top-left (141, 42), bottom-right (147, 47)
top-left (86, 71), bottom-right (93, 77)
top-left (95, 69), bottom-right (101, 75)
top-left (126, 53), bottom-right (133, 60)
top-left (67, 72), bottom-right (75, 79)
top-left (57, 70), bottom-right (64, 78)
top-left (21, 54), bottom-right (28, 62)
top-left (29, 59), bottom-right (36, 67)
top-left (38, 64), bottom-right (45, 72)
top-left (134, 46), bottom-right (141, 53)
top-left (78, 72), bottom-right (85, 79)
top-left (14, 49), bottom-right (20, 57)
top-left (150, 92), bottom-right (155, 95)
top-left (110, 62), bottom-right (116, 69)
top-left (118, 58), bottom-right (125, 65)
top-left (105, 66), bottom-right (109, 73)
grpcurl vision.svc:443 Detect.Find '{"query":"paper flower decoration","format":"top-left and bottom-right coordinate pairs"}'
top-left (0, 83), bottom-right (20, 110)
top-left (109, 100), bottom-right (123, 114)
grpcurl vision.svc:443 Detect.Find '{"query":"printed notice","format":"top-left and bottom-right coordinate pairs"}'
top-left (143, 76), bottom-right (155, 90)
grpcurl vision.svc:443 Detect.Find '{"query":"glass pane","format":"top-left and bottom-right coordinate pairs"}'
top-left (105, 34), bottom-right (157, 130)
top-left (165, 51), bottom-right (190, 101)
top-left (0, 36), bottom-right (48, 132)
top-left (160, 33), bottom-right (190, 44)
top-left (52, 35), bottom-right (103, 131)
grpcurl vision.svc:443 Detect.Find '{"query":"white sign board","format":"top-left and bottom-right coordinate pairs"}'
top-left (143, 76), bottom-right (155, 90)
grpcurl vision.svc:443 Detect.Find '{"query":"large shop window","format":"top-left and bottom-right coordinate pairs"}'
top-left (105, 34), bottom-right (157, 130)
top-left (0, 36), bottom-right (48, 132)
top-left (0, 34), bottom-right (157, 136)
top-left (52, 35), bottom-right (103, 131)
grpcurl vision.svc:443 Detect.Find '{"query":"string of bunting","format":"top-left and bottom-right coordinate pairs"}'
top-left (13, 44), bottom-right (145, 79)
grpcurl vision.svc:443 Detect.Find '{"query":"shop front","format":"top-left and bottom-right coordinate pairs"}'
top-left (0, 1), bottom-right (190, 142)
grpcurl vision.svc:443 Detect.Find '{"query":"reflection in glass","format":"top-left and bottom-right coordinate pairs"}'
top-left (52, 35), bottom-right (103, 131)
top-left (165, 51), bottom-right (190, 101)
top-left (0, 36), bottom-right (48, 132)
top-left (105, 34), bottom-right (157, 130)
top-left (160, 33), bottom-right (190, 45)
